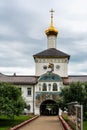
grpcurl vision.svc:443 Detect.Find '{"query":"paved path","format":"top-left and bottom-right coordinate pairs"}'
top-left (18, 116), bottom-right (64, 130)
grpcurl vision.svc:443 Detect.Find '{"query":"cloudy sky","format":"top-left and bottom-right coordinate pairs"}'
top-left (0, 0), bottom-right (87, 75)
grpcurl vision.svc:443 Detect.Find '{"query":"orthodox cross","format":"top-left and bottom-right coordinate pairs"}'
top-left (50, 9), bottom-right (55, 26)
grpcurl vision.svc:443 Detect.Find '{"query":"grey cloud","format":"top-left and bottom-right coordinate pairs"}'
top-left (0, 37), bottom-right (46, 68)
top-left (0, 0), bottom-right (87, 74)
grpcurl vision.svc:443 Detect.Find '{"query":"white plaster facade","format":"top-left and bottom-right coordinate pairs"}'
top-left (35, 58), bottom-right (68, 77)
top-left (18, 85), bottom-right (34, 113)
top-left (47, 35), bottom-right (57, 48)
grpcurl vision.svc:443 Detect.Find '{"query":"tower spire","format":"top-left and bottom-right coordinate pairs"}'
top-left (50, 9), bottom-right (54, 27)
top-left (45, 9), bottom-right (58, 49)
top-left (45, 9), bottom-right (58, 36)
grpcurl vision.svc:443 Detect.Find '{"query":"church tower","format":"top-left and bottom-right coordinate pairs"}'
top-left (33, 9), bottom-right (70, 77)
top-left (34, 10), bottom-right (70, 115)
top-left (45, 9), bottom-right (58, 49)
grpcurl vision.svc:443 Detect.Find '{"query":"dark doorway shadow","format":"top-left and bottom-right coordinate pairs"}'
top-left (40, 100), bottom-right (59, 116)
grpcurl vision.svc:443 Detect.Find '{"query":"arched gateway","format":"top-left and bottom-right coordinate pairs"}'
top-left (35, 71), bottom-right (63, 115)
top-left (40, 100), bottom-right (58, 115)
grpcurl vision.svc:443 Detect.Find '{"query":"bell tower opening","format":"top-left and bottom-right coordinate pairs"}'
top-left (40, 100), bottom-right (59, 116)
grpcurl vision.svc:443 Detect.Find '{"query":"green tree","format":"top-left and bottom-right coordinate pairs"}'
top-left (61, 82), bottom-right (84, 105)
top-left (82, 82), bottom-right (87, 119)
top-left (0, 83), bottom-right (26, 119)
top-left (61, 82), bottom-right (87, 119)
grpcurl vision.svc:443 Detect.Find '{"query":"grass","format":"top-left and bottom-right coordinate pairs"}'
top-left (0, 115), bottom-right (33, 130)
top-left (67, 121), bottom-right (87, 130)
top-left (62, 115), bottom-right (68, 121)
top-left (83, 121), bottom-right (87, 130)
top-left (62, 115), bottom-right (76, 130)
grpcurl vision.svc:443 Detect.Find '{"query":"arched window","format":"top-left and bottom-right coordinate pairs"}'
top-left (48, 84), bottom-right (51, 91)
top-left (53, 83), bottom-right (57, 91)
top-left (42, 83), bottom-right (47, 91)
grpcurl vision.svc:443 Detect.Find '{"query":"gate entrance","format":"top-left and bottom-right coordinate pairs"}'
top-left (40, 100), bottom-right (58, 116)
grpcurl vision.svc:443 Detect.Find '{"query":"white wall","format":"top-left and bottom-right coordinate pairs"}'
top-left (18, 85), bottom-right (34, 113)
top-left (47, 35), bottom-right (57, 48)
top-left (35, 58), bottom-right (68, 77)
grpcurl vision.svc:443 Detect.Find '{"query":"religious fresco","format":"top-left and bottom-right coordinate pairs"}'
top-left (35, 92), bottom-right (61, 107)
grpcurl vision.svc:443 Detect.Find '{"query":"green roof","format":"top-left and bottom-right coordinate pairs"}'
top-left (38, 72), bottom-right (62, 82)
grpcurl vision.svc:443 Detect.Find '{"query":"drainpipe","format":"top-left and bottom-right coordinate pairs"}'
top-left (33, 84), bottom-right (35, 114)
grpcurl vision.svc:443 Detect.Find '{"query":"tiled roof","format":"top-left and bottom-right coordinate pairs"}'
top-left (0, 73), bottom-right (87, 85)
top-left (0, 73), bottom-right (38, 85)
top-left (62, 76), bottom-right (87, 85)
top-left (69, 75), bottom-right (87, 83)
top-left (62, 77), bottom-right (69, 85)
top-left (33, 48), bottom-right (70, 59)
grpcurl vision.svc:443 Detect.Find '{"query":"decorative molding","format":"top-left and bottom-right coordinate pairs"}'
top-left (35, 58), bottom-right (68, 63)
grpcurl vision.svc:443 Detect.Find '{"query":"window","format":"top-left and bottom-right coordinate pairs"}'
top-left (43, 65), bottom-right (47, 70)
top-left (39, 86), bottom-right (41, 91)
top-left (27, 88), bottom-right (31, 96)
top-left (49, 86), bottom-right (51, 91)
top-left (42, 83), bottom-right (47, 91)
top-left (56, 65), bottom-right (60, 70)
top-left (48, 84), bottom-right (51, 91)
top-left (53, 83), bottom-right (57, 91)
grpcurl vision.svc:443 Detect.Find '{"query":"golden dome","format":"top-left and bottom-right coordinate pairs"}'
top-left (45, 24), bottom-right (58, 36)
top-left (45, 9), bottom-right (58, 36)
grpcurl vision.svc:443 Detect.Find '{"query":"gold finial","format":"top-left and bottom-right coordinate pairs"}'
top-left (45, 9), bottom-right (58, 36)
top-left (50, 9), bottom-right (55, 26)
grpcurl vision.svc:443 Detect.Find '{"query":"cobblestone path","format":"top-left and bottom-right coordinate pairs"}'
top-left (18, 116), bottom-right (64, 130)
